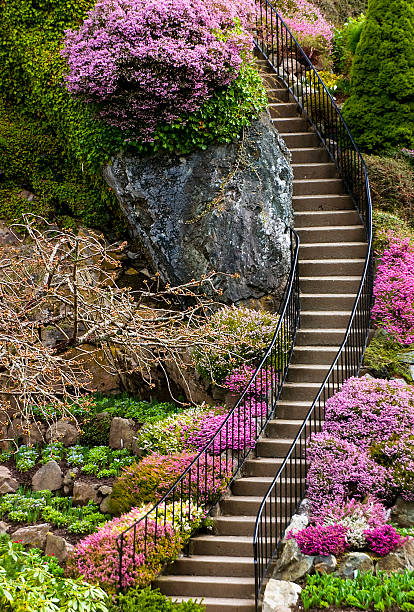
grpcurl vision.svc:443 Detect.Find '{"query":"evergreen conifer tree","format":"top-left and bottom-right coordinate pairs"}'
top-left (342, 0), bottom-right (414, 151)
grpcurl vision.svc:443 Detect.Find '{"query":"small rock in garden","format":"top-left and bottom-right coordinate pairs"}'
top-left (32, 460), bottom-right (63, 492)
top-left (263, 579), bottom-right (302, 612)
top-left (391, 497), bottom-right (414, 527)
top-left (44, 533), bottom-right (74, 563)
top-left (0, 466), bottom-right (19, 494)
top-left (98, 485), bottom-right (112, 497)
top-left (314, 554), bottom-right (337, 574)
top-left (63, 467), bottom-right (79, 495)
top-left (99, 496), bottom-right (112, 514)
top-left (297, 498), bottom-right (311, 516)
top-left (46, 419), bottom-right (79, 446)
top-left (109, 417), bottom-right (137, 451)
top-left (12, 523), bottom-right (51, 549)
top-left (72, 481), bottom-right (100, 506)
top-left (273, 538), bottom-right (315, 582)
top-left (22, 421), bottom-right (46, 445)
top-left (337, 552), bottom-right (374, 578)
top-left (0, 521), bottom-right (10, 533)
top-left (283, 514), bottom-right (309, 542)
top-left (377, 537), bottom-right (414, 573)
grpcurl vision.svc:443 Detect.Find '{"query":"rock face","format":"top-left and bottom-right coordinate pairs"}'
top-left (104, 113), bottom-right (293, 304)
top-left (32, 461), bottom-right (63, 492)
top-left (263, 579), bottom-right (302, 612)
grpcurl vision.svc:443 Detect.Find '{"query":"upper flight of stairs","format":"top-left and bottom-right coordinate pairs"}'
top-left (155, 61), bottom-right (367, 611)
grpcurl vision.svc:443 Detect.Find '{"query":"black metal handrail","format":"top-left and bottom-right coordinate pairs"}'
top-left (116, 227), bottom-right (301, 588)
top-left (253, 2), bottom-right (373, 607)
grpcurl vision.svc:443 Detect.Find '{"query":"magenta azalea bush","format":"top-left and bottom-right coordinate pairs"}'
top-left (364, 524), bottom-right (406, 557)
top-left (324, 376), bottom-right (414, 448)
top-left (224, 365), bottom-right (277, 398)
top-left (372, 233), bottom-right (414, 345)
top-left (277, 0), bottom-right (334, 54)
top-left (288, 524), bottom-right (349, 556)
top-left (306, 431), bottom-right (393, 514)
top-left (67, 509), bottom-right (181, 591)
top-left (62, 0), bottom-right (251, 137)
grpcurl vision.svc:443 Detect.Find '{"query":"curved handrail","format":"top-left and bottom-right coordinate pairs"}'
top-left (116, 227), bottom-right (301, 589)
top-left (253, 2), bottom-right (374, 607)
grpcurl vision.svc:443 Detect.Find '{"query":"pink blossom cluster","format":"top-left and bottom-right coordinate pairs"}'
top-left (372, 232), bottom-right (414, 344)
top-left (288, 524), bottom-right (349, 556)
top-left (324, 376), bottom-right (414, 448)
top-left (306, 431), bottom-right (393, 514)
top-left (364, 524), bottom-right (406, 557)
top-left (315, 496), bottom-right (388, 528)
top-left (183, 401), bottom-right (268, 453)
top-left (66, 512), bottom-right (180, 590)
top-left (278, 0), bottom-right (334, 51)
top-left (62, 0), bottom-right (250, 136)
top-left (224, 365), bottom-right (277, 398)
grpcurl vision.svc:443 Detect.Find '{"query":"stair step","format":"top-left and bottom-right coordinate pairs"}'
top-left (244, 456), bottom-right (304, 478)
top-left (300, 310), bottom-right (353, 329)
top-left (297, 225), bottom-right (366, 243)
top-left (293, 194), bottom-right (353, 211)
top-left (295, 209), bottom-right (361, 227)
top-left (275, 400), bottom-right (312, 420)
top-left (293, 178), bottom-right (345, 195)
top-left (296, 328), bottom-right (346, 346)
top-left (299, 258), bottom-right (365, 275)
top-left (292, 345), bottom-right (340, 364)
top-left (190, 535), bottom-right (252, 557)
top-left (172, 596), bottom-right (255, 612)
top-left (268, 102), bottom-right (299, 118)
top-left (290, 147), bottom-right (329, 163)
top-left (300, 276), bottom-right (361, 293)
top-left (301, 293), bottom-right (357, 310)
top-left (267, 88), bottom-right (290, 102)
top-left (169, 555), bottom-right (255, 577)
top-left (156, 575), bottom-right (255, 599)
top-left (293, 163), bottom-right (338, 179)
top-left (220, 495), bottom-right (295, 515)
top-left (232, 474), bottom-right (304, 497)
top-left (299, 242), bottom-right (367, 259)
top-left (256, 435), bottom-right (298, 455)
top-left (287, 363), bottom-right (331, 382)
top-left (279, 382), bottom-right (321, 401)
top-left (281, 131), bottom-right (320, 147)
top-left (273, 117), bottom-right (309, 132)
top-left (213, 515), bottom-right (281, 536)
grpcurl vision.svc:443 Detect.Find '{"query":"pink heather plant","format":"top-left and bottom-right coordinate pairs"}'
top-left (224, 366), bottom-right (277, 398)
top-left (372, 232), bottom-right (414, 345)
top-left (288, 524), bottom-right (349, 556)
top-left (306, 432), bottom-right (393, 515)
top-left (66, 511), bottom-right (181, 591)
top-left (364, 524), bottom-right (406, 557)
top-left (62, 0), bottom-right (250, 137)
top-left (316, 496), bottom-right (389, 528)
top-left (278, 0), bottom-right (334, 53)
top-left (323, 376), bottom-right (414, 448)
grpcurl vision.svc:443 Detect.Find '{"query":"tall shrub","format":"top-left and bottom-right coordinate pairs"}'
top-left (342, 0), bottom-right (414, 151)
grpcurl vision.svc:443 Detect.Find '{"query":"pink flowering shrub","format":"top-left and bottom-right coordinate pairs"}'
top-left (66, 510), bottom-right (181, 591)
top-left (324, 377), bottom-right (414, 448)
top-left (184, 401), bottom-right (268, 453)
top-left (306, 432), bottom-right (393, 515)
top-left (288, 524), bottom-right (349, 556)
top-left (372, 232), bottom-right (414, 345)
top-left (364, 524), bottom-right (406, 557)
top-left (277, 0), bottom-right (334, 55)
top-left (62, 0), bottom-right (250, 137)
top-left (109, 452), bottom-right (232, 515)
top-left (224, 366), bottom-right (277, 398)
top-left (371, 432), bottom-right (414, 502)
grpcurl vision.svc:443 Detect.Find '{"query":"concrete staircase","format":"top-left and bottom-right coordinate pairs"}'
top-left (155, 62), bottom-right (367, 611)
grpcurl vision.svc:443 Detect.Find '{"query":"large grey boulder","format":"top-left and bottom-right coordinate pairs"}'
top-left (104, 113), bottom-right (293, 304)
top-left (12, 523), bottom-right (51, 549)
top-left (32, 460), bottom-right (63, 492)
top-left (263, 579), bottom-right (302, 612)
top-left (273, 538), bottom-right (315, 582)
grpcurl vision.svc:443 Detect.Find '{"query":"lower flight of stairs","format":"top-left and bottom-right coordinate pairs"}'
top-left (155, 61), bottom-right (367, 611)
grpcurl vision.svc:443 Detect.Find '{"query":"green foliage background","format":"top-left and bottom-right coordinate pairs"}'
top-left (342, 0), bottom-right (414, 151)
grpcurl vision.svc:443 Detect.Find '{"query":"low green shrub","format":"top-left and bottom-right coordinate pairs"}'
top-left (364, 329), bottom-right (413, 381)
top-left (301, 570), bottom-right (414, 611)
top-left (366, 155), bottom-right (414, 223)
top-left (111, 587), bottom-right (205, 611)
top-left (373, 211), bottom-right (414, 253)
top-left (0, 534), bottom-right (109, 612)
top-left (332, 13), bottom-right (365, 75)
top-left (0, 489), bottom-right (110, 534)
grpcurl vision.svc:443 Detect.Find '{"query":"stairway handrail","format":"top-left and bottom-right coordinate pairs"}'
top-left (116, 227), bottom-right (301, 590)
top-left (253, 2), bottom-right (373, 607)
